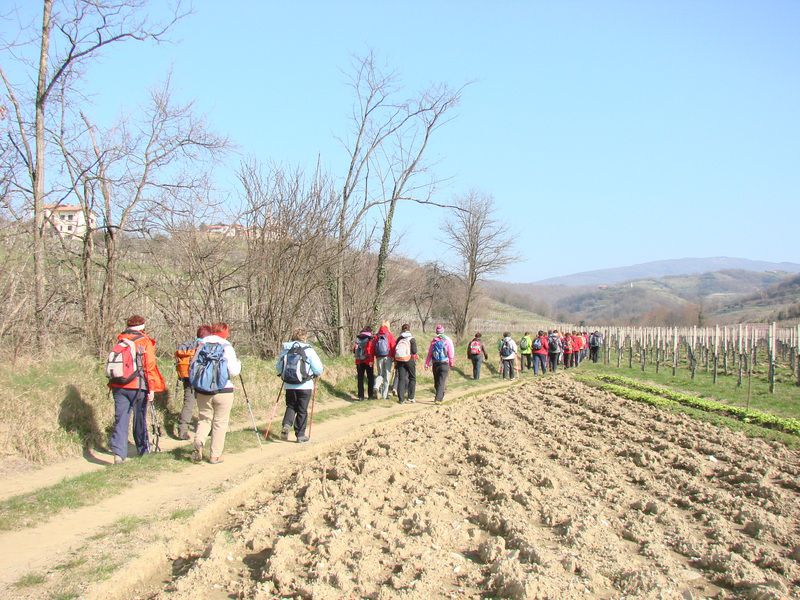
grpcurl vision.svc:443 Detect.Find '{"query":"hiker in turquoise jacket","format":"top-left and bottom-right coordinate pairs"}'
top-left (274, 328), bottom-right (324, 443)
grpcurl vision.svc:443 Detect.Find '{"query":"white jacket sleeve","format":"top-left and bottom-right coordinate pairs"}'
top-left (225, 344), bottom-right (242, 378)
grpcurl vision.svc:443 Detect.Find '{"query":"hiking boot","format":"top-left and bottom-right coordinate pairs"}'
top-left (391, 388), bottom-right (397, 397)
top-left (209, 456), bottom-right (224, 464)
top-left (178, 431), bottom-right (191, 441)
top-left (407, 398), bottom-right (416, 404)
top-left (113, 455), bottom-right (125, 464)
top-left (191, 445), bottom-right (203, 463)
top-left (280, 427), bottom-right (290, 441)
top-left (296, 435), bottom-right (310, 443)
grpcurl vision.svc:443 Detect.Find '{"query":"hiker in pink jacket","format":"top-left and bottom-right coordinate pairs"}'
top-left (424, 324), bottom-right (455, 404)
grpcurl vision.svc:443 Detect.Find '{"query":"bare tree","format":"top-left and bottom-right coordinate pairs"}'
top-left (0, 0), bottom-right (185, 346)
top-left (442, 191), bottom-right (518, 339)
top-left (328, 52), bottom-right (463, 354)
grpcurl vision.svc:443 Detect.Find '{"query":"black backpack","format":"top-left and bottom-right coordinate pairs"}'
top-left (280, 343), bottom-right (311, 384)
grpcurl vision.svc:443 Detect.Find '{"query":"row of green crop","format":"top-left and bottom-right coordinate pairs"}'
top-left (592, 373), bottom-right (800, 436)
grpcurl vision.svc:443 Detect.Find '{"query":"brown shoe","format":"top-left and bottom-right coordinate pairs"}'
top-left (209, 456), bottom-right (224, 464)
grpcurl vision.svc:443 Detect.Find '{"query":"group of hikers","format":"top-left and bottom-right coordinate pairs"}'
top-left (470, 329), bottom-right (605, 380)
top-left (105, 315), bottom-right (602, 465)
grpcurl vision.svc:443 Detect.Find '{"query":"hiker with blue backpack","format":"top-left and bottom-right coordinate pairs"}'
top-left (498, 332), bottom-right (518, 380)
top-left (189, 322), bottom-right (241, 464)
top-left (373, 321), bottom-right (396, 400)
top-left (275, 328), bottom-right (324, 443)
top-left (174, 324), bottom-right (212, 440)
top-left (106, 315), bottom-right (166, 464)
top-left (353, 325), bottom-right (376, 400)
top-left (548, 330), bottom-right (563, 373)
top-left (424, 324), bottom-right (455, 404)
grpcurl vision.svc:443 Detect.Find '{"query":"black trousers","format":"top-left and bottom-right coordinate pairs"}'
top-left (282, 388), bottom-right (313, 436)
top-left (432, 362), bottom-right (450, 401)
top-left (356, 363), bottom-right (375, 399)
top-left (395, 360), bottom-right (416, 401)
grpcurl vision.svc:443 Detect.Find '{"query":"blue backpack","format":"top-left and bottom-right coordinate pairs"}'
top-left (374, 334), bottom-right (390, 357)
top-left (280, 343), bottom-right (311, 384)
top-left (189, 342), bottom-right (229, 393)
top-left (431, 337), bottom-right (448, 362)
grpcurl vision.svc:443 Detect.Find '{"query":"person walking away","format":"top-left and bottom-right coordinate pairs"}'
top-left (519, 332), bottom-right (533, 372)
top-left (174, 325), bottom-right (212, 440)
top-left (467, 332), bottom-right (489, 380)
top-left (353, 326), bottom-right (376, 400)
top-left (275, 328), bottom-right (324, 442)
top-left (190, 322), bottom-right (241, 464)
top-left (589, 330), bottom-right (603, 363)
top-left (393, 324), bottom-right (418, 404)
top-left (424, 324), bottom-right (455, 404)
top-left (548, 330), bottom-right (563, 373)
top-left (532, 330), bottom-right (549, 375)
top-left (106, 315), bottom-right (166, 464)
top-left (498, 332), bottom-right (518, 380)
top-left (373, 321), bottom-right (396, 399)
top-left (562, 333), bottom-right (574, 368)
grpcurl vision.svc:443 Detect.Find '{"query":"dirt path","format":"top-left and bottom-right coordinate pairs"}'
top-left (0, 379), bottom-right (513, 598)
top-left (145, 375), bottom-right (800, 599)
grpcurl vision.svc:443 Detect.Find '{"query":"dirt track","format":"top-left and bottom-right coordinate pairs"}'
top-left (148, 375), bottom-right (800, 599)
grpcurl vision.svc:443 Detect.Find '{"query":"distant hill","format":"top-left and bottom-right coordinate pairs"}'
top-left (484, 268), bottom-right (798, 325)
top-left (533, 257), bottom-right (800, 287)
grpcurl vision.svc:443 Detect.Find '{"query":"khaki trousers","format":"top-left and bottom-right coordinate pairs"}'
top-left (194, 391), bottom-right (234, 459)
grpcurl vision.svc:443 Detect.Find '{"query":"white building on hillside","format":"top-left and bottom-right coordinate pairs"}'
top-left (43, 205), bottom-right (96, 237)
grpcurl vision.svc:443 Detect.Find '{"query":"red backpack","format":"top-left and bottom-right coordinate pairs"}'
top-left (106, 335), bottom-right (144, 386)
top-left (469, 339), bottom-right (482, 355)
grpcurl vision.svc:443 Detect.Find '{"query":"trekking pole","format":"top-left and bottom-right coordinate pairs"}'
top-left (308, 378), bottom-right (318, 440)
top-left (148, 401), bottom-right (162, 453)
top-left (238, 374), bottom-right (262, 449)
top-left (263, 380), bottom-right (285, 440)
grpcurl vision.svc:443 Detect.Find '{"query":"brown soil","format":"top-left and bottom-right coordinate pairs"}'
top-left (3, 375), bottom-right (800, 599)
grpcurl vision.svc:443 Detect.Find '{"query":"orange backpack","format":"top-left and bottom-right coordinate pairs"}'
top-left (174, 340), bottom-right (197, 378)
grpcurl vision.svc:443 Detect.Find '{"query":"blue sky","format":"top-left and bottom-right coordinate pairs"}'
top-left (4, 1), bottom-right (799, 282)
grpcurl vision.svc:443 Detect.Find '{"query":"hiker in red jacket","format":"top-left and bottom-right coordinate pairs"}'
top-left (532, 330), bottom-right (549, 375)
top-left (353, 326), bottom-right (376, 400)
top-left (373, 321), bottom-right (396, 399)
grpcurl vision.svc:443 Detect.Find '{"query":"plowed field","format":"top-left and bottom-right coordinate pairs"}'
top-left (151, 376), bottom-right (800, 599)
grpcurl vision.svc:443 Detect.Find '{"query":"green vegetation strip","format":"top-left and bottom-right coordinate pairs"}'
top-left (592, 373), bottom-right (800, 436)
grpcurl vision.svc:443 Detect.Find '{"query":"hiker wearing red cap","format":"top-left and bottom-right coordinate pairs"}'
top-left (424, 324), bottom-right (455, 404)
top-left (106, 315), bottom-right (166, 463)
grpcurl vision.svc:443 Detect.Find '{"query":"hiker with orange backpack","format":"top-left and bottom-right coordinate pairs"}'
top-left (424, 324), bottom-right (455, 404)
top-left (106, 315), bottom-right (166, 464)
top-left (393, 323), bottom-right (418, 404)
top-left (174, 324), bottom-right (212, 440)
top-left (466, 332), bottom-right (489, 380)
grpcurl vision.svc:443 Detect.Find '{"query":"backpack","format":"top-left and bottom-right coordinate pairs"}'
top-left (354, 336), bottom-right (370, 361)
top-left (280, 342), bottom-right (312, 384)
top-left (548, 334), bottom-right (562, 353)
top-left (589, 333), bottom-right (600, 347)
top-left (174, 340), bottom-right (197, 379)
top-left (500, 338), bottom-right (513, 359)
top-left (532, 337), bottom-right (543, 351)
top-left (563, 337), bottom-right (573, 353)
top-left (374, 333), bottom-right (390, 357)
top-left (395, 337), bottom-right (412, 362)
top-left (469, 339), bottom-right (483, 355)
top-left (519, 337), bottom-right (530, 351)
top-left (189, 342), bottom-right (229, 393)
top-left (106, 334), bottom-right (144, 386)
top-left (431, 337), bottom-right (448, 362)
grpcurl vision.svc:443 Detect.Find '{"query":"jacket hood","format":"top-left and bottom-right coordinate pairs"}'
top-left (398, 331), bottom-right (412, 339)
top-left (282, 341), bottom-right (311, 350)
top-left (377, 325), bottom-right (391, 335)
top-left (118, 330), bottom-right (149, 342)
top-left (201, 334), bottom-right (230, 345)
top-left (357, 331), bottom-right (373, 339)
